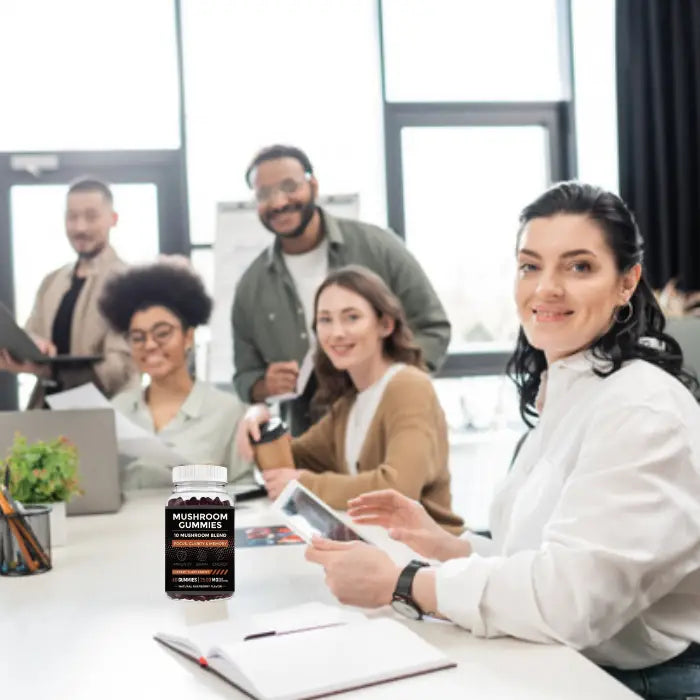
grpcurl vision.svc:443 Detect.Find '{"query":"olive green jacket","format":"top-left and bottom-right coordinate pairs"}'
top-left (231, 209), bottom-right (451, 402)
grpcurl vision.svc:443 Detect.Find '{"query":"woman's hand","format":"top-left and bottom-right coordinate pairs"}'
top-left (305, 537), bottom-right (401, 608)
top-left (347, 489), bottom-right (470, 562)
top-left (235, 403), bottom-right (272, 461)
top-left (262, 468), bottom-right (311, 500)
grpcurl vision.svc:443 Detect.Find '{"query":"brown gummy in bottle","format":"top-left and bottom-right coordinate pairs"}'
top-left (167, 494), bottom-right (233, 601)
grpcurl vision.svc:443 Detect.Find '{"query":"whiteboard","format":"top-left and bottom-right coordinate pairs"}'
top-left (208, 194), bottom-right (360, 383)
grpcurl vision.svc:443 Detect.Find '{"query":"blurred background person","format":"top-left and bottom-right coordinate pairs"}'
top-left (238, 265), bottom-right (463, 533)
top-left (100, 260), bottom-right (252, 489)
top-left (0, 178), bottom-right (137, 406)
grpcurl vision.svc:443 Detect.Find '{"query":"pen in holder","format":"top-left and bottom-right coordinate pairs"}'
top-left (0, 487), bottom-right (52, 576)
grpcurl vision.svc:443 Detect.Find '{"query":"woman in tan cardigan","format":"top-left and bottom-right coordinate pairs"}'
top-left (238, 265), bottom-right (463, 533)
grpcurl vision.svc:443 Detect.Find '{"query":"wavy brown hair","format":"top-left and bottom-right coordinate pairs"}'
top-left (312, 265), bottom-right (426, 407)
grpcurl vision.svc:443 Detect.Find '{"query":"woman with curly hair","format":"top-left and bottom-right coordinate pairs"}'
top-left (100, 260), bottom-right (252, 488)
top-left (237, 264), bottom-right (463, 532)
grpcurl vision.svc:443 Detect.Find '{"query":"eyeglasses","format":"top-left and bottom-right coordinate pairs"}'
top-left (253, 173), bottom-right (311, 203)
top-left (127, 322), bottom-right (178, 348)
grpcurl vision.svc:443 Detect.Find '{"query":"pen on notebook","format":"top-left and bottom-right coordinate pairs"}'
top-left (243, 622), bottom-right (345, 641)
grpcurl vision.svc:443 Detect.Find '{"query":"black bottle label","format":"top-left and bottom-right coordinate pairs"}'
top-left (165, 507), bottom-right (235, 594)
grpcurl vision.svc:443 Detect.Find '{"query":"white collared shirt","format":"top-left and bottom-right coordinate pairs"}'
top-left (435, 352), bottom-right (700, 669)
top-left (111, 379), bottom-right (253, 489)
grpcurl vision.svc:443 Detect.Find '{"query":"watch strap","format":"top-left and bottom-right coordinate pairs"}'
top-left (393, 559), bottom-right (429, 602)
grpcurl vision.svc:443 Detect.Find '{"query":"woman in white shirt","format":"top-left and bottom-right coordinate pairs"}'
top-left (306, 183), bottom-right (700, 699)
top-left (99, 260), bottom-right (252, 489)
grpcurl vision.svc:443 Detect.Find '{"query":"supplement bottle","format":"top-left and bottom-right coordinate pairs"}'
top-left (165, 464), bottom-right (234, 601)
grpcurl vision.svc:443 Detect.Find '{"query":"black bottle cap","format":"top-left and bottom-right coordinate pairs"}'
top-left (250, 417), bottom-right (289, 445)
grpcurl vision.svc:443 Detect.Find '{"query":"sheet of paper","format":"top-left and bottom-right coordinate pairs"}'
top-left (266, 347), bottom-right (316, 404)
top-left (46, 383), bottom-right (186, 464)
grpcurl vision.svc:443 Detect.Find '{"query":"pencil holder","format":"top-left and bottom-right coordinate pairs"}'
top-left (0, 504), bottom-right (52, 576)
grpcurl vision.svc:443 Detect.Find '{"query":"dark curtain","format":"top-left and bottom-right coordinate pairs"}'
top-left (616, 0), bottom-right (700, 290)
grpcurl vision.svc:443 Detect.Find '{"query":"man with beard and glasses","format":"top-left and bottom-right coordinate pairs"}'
top-left (232, 144), bottom-right (450, 435)
top-left (0, 178), bottom-right (138, 406)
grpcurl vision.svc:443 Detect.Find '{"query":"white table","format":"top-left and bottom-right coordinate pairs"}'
top-left (1, 490), bottom-right (637, 699)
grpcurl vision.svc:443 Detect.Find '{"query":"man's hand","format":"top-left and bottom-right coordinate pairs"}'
top-left (263, 361), bottom-right (299, 397)
top-left (262, 468), bottom-right (311, 499)
top-left (305, 537), bottom-right (401, 608)
top-left (28, 334), bottom-right (57, 357)
top-left (348, 490), bottom-right (470, 562)
top-left (0, 349), bottom-right (50, 377)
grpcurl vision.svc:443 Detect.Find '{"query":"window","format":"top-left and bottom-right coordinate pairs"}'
top-left (381, 0), bottom-right (574, 376)
top-left (0, 0), bottom-right (180, 150)
top-left (401, 125), bottom-right (549, 349)
top-left (181, 0), bottom-right (386, 245)
top-left (571, 0), bottom-right (619, 192)
top-left (382, 0), bottom-right (564, 102)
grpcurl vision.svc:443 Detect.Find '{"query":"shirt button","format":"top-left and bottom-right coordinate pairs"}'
top-left (268, 313), bottom-right (275, 321)
top-left (300, 332), bottom-right (307, 339)
top-left (297, 308), bottom-right (303, 315)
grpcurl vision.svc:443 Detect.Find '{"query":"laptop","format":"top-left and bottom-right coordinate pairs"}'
top-left (0, 408), bottom-right (122, 515)
top-left (0, 302), bottom-right (102, 364)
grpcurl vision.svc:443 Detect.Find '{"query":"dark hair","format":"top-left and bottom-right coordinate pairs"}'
top-left (507, 181), bottom-right (699, 427)
top-left (244, 145), bottom-right (314, 187)
top-left (67, 177), bottom-right (113, 205)
top-left (99, 262), bottom-right (212, 333)
top-left (311, 265), bottom-right (426, 406)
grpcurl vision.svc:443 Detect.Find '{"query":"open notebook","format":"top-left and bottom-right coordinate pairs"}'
top-left (154, 606), bottom-right (455, 700)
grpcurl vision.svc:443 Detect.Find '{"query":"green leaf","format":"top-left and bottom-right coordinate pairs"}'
top-left (2, 431), bottom-right (82, 503)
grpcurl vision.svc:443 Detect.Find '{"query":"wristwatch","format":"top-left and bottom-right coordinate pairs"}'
top-left (391, 560), bottom-right (429, 620)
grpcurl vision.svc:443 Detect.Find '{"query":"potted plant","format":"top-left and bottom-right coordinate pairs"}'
top-left (3, 433), bottom-right (82, 547)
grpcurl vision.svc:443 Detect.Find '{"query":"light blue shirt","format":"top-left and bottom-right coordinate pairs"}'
top-left (111, 380), bottom-right (253, 489)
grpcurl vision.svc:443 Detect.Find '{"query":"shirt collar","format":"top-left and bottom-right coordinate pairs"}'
top-left (266, 206), bottom-right (343, 269)
top-left (177, 379), bottom-right (206, 419)
top-left (549, 349), bottom-right (613, 374)
top-left (536, 350), bottom-right (612, 413)
top-left (131, 379), bottom-right (205, 420)
top-left (74, 244), bottom-right (120, 277)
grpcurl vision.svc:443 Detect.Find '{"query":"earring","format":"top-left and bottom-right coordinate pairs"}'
top-left (614, 300), bottom-right (633, 323)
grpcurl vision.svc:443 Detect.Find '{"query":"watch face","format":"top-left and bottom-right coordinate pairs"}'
top-left (391, 597), bottom-right (421, 620)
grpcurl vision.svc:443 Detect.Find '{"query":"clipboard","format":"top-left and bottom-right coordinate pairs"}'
top-left (0, 303), bottom-right (102, 365)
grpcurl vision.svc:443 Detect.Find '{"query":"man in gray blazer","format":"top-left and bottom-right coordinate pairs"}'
top-left (0, 178), bottom-right (137, 405)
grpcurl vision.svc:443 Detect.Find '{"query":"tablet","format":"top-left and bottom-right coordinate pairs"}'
top-left (0, 303), bottom-right (101, 364)
top-left (272, 480), bottom-right (366, 543)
